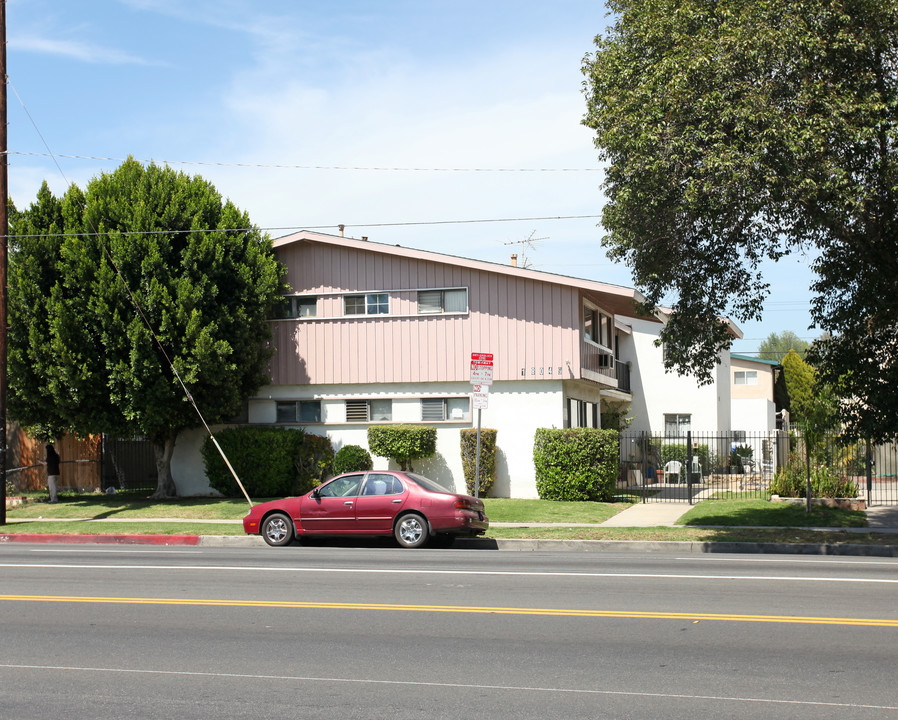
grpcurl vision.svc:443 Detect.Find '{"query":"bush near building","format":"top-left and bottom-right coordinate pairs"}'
top-left (460, 428), bottom-right (498, 497)
top-left (533, 428), bottom-right (619, 502)
top-left (367, 425), bottom-right (436, 472)
top-left (203, 427), bottom-right (334, 498)
top-left (333, 444), bottom-right (373, 474)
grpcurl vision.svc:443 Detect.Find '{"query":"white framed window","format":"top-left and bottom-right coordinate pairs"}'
top-left (664, 413), bottom-right (691, 437)
top-left (421, 397), bottom-right (470, 421)
top-left (583, 302), bottom-right (613, 348)
top-left (344, 292), bottom-right (389, 316)
top-left (567, 399), bottom-right (599, 428)
top-left (276, 400), bottom-right (321, 423)
top-left (274, 295), bottom-right (317, 319)
top-left (734, 370), bottom-right (758, 385)
top-left (345, 399), bottom-right (392, 422)
top-left (417, 288), bottom-right (468, 314)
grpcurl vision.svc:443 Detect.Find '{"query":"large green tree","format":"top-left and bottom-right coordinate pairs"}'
top-left (758, 331), bottom-right (809, 363)
top-left (582, 0), bottom-right (898, 441)
top-left (9, 159), bottom-right (286, 497)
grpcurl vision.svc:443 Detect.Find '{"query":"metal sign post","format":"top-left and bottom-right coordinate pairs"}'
top-left (470, 353), bottom-right (493, 498)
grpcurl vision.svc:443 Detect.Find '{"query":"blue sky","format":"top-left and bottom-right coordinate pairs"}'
top-left (7, 0), bottom-right (817, 355)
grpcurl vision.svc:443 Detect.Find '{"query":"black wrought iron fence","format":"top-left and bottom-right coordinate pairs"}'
top-left (618, 430), bottom-right (898, 506)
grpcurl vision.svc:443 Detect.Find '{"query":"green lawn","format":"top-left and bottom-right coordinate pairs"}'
top-left (6, 493), bottom-right (255, 520)
top-left (2, 492), bottom-right (887, 546)
top-left (677, 497), bottom-right (868, 528)
top-left (482, 498), bottom-right (633, 523)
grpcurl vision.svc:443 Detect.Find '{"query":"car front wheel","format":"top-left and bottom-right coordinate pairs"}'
top-left (261, 513), bottom-right (294, 547)
top-left (394, 514), bottom-right (429, 548)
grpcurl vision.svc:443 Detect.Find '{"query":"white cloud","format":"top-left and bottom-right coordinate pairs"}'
top-left (9, 34), bottom-right (155, 65)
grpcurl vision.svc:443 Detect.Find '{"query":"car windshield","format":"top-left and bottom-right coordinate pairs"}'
top-left (405, 473), bottom-right (453, 494)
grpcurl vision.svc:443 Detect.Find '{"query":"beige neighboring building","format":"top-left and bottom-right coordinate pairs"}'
top-left (730, 353), bottom-right (780, 434)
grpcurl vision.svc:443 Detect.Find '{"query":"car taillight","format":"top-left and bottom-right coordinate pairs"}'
top-left (454, 499), bottom-right (471, 509)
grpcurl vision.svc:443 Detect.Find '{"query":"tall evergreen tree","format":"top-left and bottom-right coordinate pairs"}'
top-left (9, 159), bottom-right (286, 497)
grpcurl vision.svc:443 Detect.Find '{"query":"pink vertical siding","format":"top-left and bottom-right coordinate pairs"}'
top-left (269, 242), bottom-right (590, 386)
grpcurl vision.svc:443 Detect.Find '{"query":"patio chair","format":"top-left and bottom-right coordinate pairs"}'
top-left (664, 460), bottom-right (682, 484)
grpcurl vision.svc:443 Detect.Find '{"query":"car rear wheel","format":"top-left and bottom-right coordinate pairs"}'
top-left (394, 513), bottom-right (429, 548)
top-left (262, 513), bottom-right (294, 547)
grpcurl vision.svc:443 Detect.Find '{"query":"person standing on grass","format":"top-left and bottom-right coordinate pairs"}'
top-left (45, 443), bottom-right (60, 503)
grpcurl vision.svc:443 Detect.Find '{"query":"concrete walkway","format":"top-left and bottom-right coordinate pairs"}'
top-left (597, 501), bottom-right (693, 527)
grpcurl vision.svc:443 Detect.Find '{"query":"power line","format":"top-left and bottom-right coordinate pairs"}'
top-left (8, 214), bottom-right (603, 239)
top-left (5, 150), bottom-right (603, 173)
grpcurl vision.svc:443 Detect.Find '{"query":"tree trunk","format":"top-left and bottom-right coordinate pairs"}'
top-left (150, 430), bottom-right (178, 499)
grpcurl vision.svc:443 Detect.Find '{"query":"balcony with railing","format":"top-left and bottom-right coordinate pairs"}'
top-left (580, 338), bottom-right (631, 394)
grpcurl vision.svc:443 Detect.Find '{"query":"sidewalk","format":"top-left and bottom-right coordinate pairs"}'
top-left (4, 504), bottom-right (898, 555)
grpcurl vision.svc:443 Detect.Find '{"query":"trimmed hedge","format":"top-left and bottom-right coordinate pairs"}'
top-left (333, 444), bottom-right (373, 474)
top-left (533, 428), bottom-right (619, 501)
top-left (368, 424), bottom-right (436, 471)
top-left (202, 427), bottom-right (334, 498)
top-left (460, 428), bottom-right (498, 497)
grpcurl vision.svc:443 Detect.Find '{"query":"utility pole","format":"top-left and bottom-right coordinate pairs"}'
top-left (1, 0), bottom-right (8, 525)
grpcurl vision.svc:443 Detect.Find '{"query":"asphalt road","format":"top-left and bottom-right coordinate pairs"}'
top-left (2, 542), bottom-right (897, 719)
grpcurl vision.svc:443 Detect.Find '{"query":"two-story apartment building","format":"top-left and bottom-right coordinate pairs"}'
top-left (170, 230), bottom-right (740, 498)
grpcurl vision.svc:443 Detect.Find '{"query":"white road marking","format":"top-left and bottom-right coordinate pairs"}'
top-left (1, 663), bottom-right (895, 711)
top-left (2, 562), bottom-right (898, 584)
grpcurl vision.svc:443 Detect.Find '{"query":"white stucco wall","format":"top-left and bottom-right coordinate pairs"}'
top-left (170, 379), bottom-right (565, 499)
top-left (731, 397), bottom-right (776, 434)
top-left (619, 316), bottom-right (731, 433)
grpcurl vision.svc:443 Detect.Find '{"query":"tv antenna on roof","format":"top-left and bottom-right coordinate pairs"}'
top-left (503, 230), bottom-right (547, 269)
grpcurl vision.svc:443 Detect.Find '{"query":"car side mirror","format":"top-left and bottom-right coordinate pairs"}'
top-left (310, 488), bottom-right (320, 500)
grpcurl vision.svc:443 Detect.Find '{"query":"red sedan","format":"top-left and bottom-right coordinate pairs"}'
top-left (243, 471), bottom-right (489, 548)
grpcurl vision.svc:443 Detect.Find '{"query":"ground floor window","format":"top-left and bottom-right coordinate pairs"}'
top-left (664, 413), bottom-right (691, 437)
top-left (345, 399), bottom-right (392, 422)
top-left (421, 397), bottom-right (470, 421)
top-left (567, 399), bottom-right (599, 428)
top-left (276, 400), bottom-right (321, 423)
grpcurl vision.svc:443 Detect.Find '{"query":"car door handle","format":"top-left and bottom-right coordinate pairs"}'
top-left (392, 499), bottom-right (402, 503)
top-left (344, 501), bottom-right (353, 506)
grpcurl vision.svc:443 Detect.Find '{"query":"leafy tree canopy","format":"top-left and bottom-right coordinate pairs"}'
top-left (9, 159), bottom-right (286, 497)
top-left (758, 331), bottom-right (810, 362)
top-left (582, 0), bottom-right (898, 441)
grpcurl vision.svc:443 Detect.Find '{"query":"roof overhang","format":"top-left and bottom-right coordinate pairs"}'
top-left (273, 230), bottom-right (650, 319)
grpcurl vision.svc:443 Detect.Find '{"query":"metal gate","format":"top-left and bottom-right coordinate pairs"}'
top-left (619, 431), bottom-right (898, 506)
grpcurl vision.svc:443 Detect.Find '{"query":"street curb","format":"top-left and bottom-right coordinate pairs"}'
top-left (454, 538), bottom-right (898, 556)
top-left (0, 533), bottom-right (201, 546)
top-left (3, 533), bottom-right (898, 556)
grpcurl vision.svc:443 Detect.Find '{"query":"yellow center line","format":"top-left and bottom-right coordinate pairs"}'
top-left (2, 594), bottom-right (897, 627)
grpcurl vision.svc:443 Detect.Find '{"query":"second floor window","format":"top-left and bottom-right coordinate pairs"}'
top-left (734, 370), bottom-right (758, 385)
top-left (273, 296), bottom-right (317, 319)
top-left (418, 288), bottom-right (468, 314)
top-left (345, 293), bottom-right (389, 315)
top-left (584, 304), bottom-right (613, 348)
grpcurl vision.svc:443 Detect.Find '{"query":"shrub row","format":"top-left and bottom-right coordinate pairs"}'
top-left (533, 428), bottom-right (620, 502)
top-left (204, 424), bottom-right (621, 502)
top-left (202, 427), bottom-right (334, 498)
